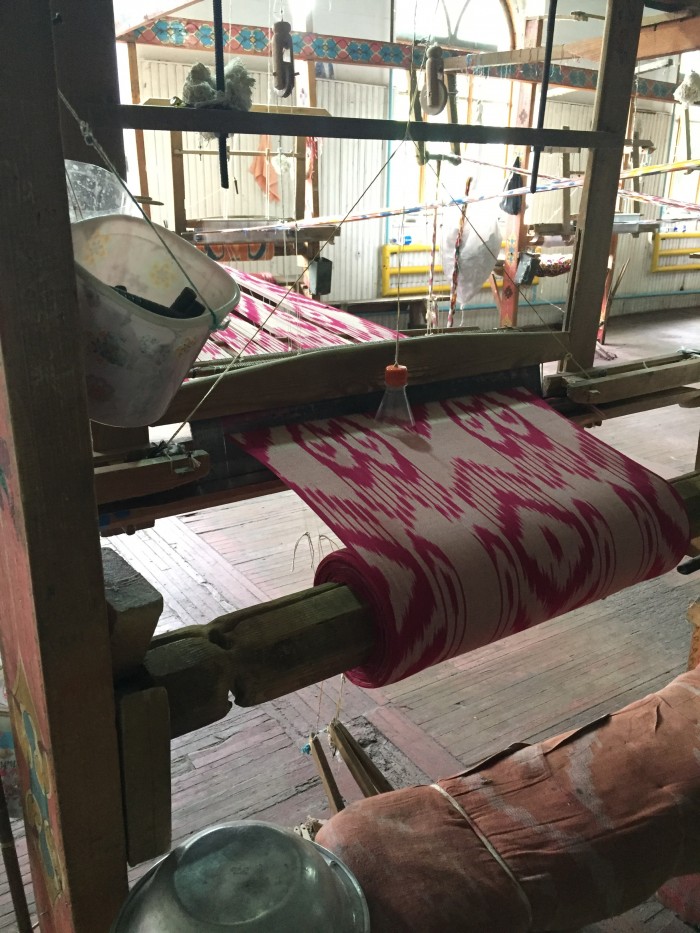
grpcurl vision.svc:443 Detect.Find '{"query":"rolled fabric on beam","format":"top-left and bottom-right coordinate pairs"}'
top-left (317, 664), bottom-right (700, 932)
top-left (233, 388), bottom-right (689, 688)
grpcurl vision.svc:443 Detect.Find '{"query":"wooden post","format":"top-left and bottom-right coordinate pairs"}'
top-left (561, 127), bottom-right (573, 237)
top-left (500, 18), bottom-right (542, 328)
top-left (50, 0), bottom-right (127, 179)
top-left (171, 130), bottom-right (188, 238)
top-left (127, 41), bottom-right (152, 218)
top-left (52, 0), bottom-right (150, 456)
top-left (597, 233), bottom-right (619, 345)
top-left (0, 2), bottom-right (129, 930)
top-left (560, 0), bottom-right (644, 372)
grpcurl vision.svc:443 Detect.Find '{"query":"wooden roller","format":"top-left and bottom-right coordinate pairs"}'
top-left (130, 470), bottom-right (700, 737)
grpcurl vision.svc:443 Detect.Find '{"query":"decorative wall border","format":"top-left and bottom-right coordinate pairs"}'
top-left (124, 18), bottom-right (677, 102)
top-left (125, 18), bottom-right (426, 69)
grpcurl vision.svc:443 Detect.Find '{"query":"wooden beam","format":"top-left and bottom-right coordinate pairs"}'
top-left (110, 105), bottom-right (620, 150)
top-left (142, 638), bottom-right (233, 737)
top-left (104, 549), bottom-right (164, 680)
top-left (139, 462), bottom-right (700, 734)
top-left (441, 58), bottom-right (677, 104)
top-left (561, 0), bottom-right (645, 372)
top-left (171, 130), bottom-right (187, 237)
top-left (94, 450), bottom-right (210, 505)
top-left (157, 332), bottom-right (570, 425)
top-left (99, 478), bottom-right (286, 537)
top-left (206, 583), bottom-right (374, 706)
top-left (462, 44), bottom-right (577, 68)
top-left (127, 41), bottom-right (151, 219)
top-left (116, 687), bottom-right (171, 866)
top-left (565, 12), bottom-right (700, 62)
top-left (0, 2), bottom-right (128, 928)
top-left (563, 356), bottom-right (700, 405)
top-left (124, 18), bottom-right (485, 71)
top-left (672, 471), bottom-right (700, 542)
top-left (115, 2), bottom-right (194, 36)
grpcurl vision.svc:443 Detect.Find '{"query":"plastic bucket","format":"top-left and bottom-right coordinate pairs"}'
top-left (65, 159), bottom-right (140, 223)
top-left (72, 214), bottom-right (240, 427)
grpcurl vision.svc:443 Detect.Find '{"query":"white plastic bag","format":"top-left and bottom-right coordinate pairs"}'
top-left (442, 203), bottom-right (501, 305)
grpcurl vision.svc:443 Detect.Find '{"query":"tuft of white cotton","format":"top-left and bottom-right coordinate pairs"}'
top-left (674, 71), bottom-right (700, 108)
top-left (182, 59), bottom-right (256, 139)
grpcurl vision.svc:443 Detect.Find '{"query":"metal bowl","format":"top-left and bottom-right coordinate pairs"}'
top-left (112, 821), bottom-right (369, 932)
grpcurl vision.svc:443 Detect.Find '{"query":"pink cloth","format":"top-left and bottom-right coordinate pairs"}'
top-left (249, 135), bottom-right (280, 202)
top-left (200, 273), bottom-right (401, 362)
top-left (234, 389), bottom-right (689, 688)
top-left (234, 271), bottom-right (402, 344)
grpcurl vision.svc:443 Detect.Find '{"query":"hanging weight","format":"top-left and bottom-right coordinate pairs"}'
top-left (272, 21), bottom-right (295, 98)
top-left (421, 45), bottom-right (448, 117)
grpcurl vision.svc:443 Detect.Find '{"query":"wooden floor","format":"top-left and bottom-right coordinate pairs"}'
top-left (2, 309), bottom-right (700, 931)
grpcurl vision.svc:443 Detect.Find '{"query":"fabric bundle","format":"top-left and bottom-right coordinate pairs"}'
top-left (202, 272), bottom-right (400, 360)
top-left (535, 254), bottom-right (572, 277)
top-left (234, 388), bottom-right (688, 688)
top-left (316, 665), bottom-right (700, 931)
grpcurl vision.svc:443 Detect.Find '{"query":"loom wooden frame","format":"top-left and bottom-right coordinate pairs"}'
top-left (3, 1), bottom-right (693, 930)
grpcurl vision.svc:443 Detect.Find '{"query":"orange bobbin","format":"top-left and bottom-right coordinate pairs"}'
top-left (384, 363), bottom-right (409, 388)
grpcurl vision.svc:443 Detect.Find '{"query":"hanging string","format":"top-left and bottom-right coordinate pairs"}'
top-left (426, 160), bottom-right (442, 332)
top-left (58, 91), bottom-right (221, 331)
top-left (447, 175), bottom-right (472, 328)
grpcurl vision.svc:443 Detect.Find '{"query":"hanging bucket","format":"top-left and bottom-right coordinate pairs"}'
top-left (72, 214), bottom-right (240, 427)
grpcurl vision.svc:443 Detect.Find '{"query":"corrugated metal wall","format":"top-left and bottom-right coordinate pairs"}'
top-left (316, 81), bottom-right (387, 302)
top-left (139, 61), bottom-right (387, 297)
top-left (136, 61), bottom-right (698, 317)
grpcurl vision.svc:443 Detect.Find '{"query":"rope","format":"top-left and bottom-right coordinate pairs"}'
top-left (58, 91), bottom-right (220, 331)
top-left (426, 160), bottom-right (442, 331)
top-left (447, 176), bottom-right (472, 328)
top-left (430, 783), bottom-right (533, 925)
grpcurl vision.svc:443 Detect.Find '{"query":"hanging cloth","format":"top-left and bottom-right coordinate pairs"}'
top-left (249, 135), bottom-right (280, 202)
top-left (500, 156), bottom-right (525, 216)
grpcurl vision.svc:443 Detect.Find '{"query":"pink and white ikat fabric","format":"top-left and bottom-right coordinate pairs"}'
top-left (234, 388), bottom-right (690, 688)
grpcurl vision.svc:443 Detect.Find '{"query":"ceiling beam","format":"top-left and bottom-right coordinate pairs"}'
top-left (565, 13), bottom-right (700, 62)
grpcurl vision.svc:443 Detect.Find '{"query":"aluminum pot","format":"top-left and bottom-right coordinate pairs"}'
top-left (112, 821), bottom-right (370, 932)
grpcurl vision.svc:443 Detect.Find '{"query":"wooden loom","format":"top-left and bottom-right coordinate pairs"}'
top-left (4, 1), bottom-right (700, 930)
